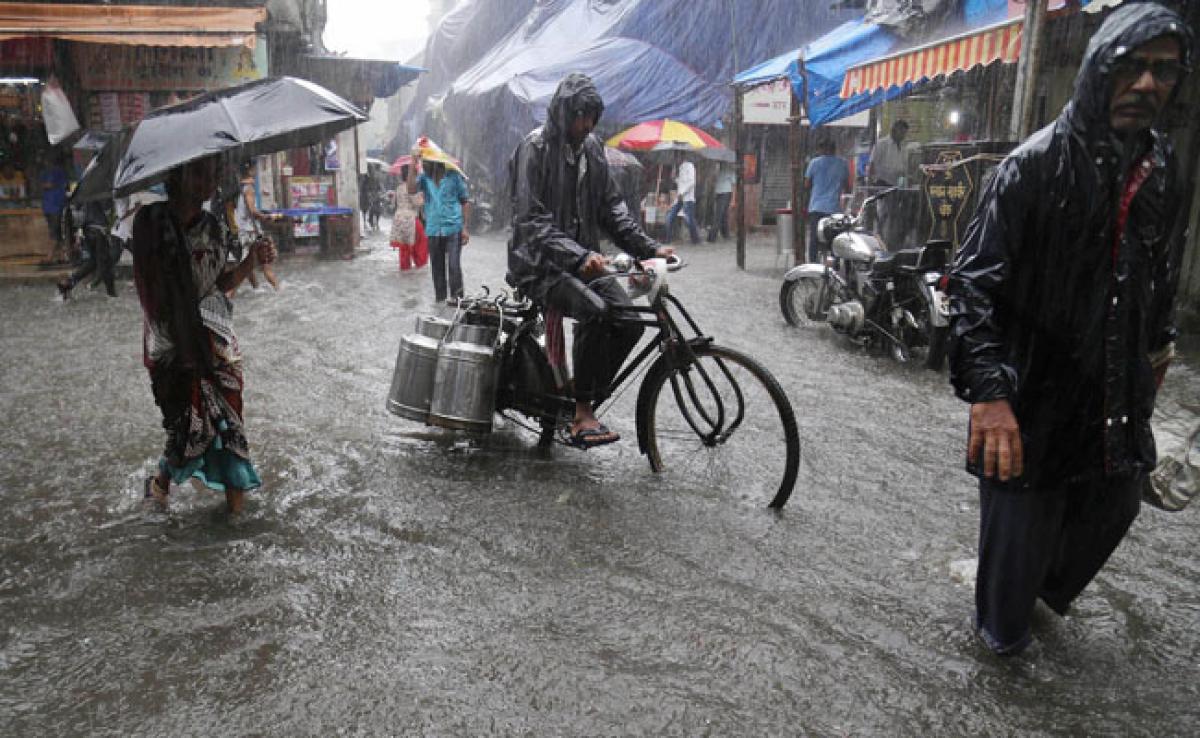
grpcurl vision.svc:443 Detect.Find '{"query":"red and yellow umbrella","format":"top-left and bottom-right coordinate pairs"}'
top-left (606, 118), bottom-right (724, 152)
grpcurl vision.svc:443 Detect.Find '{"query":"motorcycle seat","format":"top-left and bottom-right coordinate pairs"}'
top-left (897, 243), bottom-right (950, 273)
top-left (872, 249), bottom-right (920, 276)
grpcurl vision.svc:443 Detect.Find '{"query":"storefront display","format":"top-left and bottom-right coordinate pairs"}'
top-left (0, 81), bottom-right (52, 259)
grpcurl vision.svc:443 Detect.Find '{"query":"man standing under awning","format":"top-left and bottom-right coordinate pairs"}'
top-left (867, 119), bottom-right (909, 248)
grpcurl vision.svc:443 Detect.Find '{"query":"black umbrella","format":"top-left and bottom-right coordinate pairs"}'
top-left (70, 129), bottom-right (130, 203)
top-left (73, 76), bottom-right (366, 201)
top-left (72, 129), bottom-right (115, 152)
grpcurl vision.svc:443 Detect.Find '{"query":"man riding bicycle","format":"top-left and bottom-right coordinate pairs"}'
top-left (506, 73), bottom-right (675, 448)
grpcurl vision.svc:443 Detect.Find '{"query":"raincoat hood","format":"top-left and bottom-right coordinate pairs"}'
top-left (506, 74), bottom-right (657, 303)
top-left (947, 3), bottom-right (1192, 487)
top-left (1064, 3), bottom-right (1192, 142)
top-left (543, 73), bottom-right (605, 146)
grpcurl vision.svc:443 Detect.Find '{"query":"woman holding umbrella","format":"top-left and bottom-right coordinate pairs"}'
top-left (71, 77), bottom-right (365, 515)
top-left (132, 155), bottom-right (273, 516)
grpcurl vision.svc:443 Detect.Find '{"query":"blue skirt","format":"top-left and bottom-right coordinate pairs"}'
top-left (160, 420), bottom-right (261, 493)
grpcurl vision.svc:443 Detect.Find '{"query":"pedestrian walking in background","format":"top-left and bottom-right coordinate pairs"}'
top-left (39, 152), bottom-right (69, 265)
top-left (389, 162), bottom-right (427, 271)
top-left (803, 137), bottom-right (849, 263)
top-left (706, 162), bottom-right (734, 242)
top-left (130, 156), bottom-right (272, 516)
top-left (232, 160), bottom-right (281, 292)
top-left (406, 137), bottom-right (470, 305)
top-left (57, 197), bottom-right (117, 298)
top-left (664, 153), bottom-right (700, 245)
top-left (359, 171), bottom-right (382, 233)
top-left (947, 2), bottom-right (1192, 657)
top-left (867, 119), bottom-right (909, 248)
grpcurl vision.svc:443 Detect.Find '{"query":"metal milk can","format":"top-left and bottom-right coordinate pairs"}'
top-left (428, 319), bottom-right (501, 433)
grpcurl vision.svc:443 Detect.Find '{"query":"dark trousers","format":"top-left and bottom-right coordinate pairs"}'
top-left (665, 199), bottom-right (700, 244)
top-left (706, 192), bottom-right (731, 242)
top-left (428, 231), bottom-right (463, 302)
top-left (807, 212), bottom-right (830, 263)
top-left (67, 228), bottom-right (116, 296)
top-left (44, 211), bottom-right (62, 243)
top-left (545, 274), bottom-right (643, 404)
top-left (975, 473), bottom-right (1142, 654)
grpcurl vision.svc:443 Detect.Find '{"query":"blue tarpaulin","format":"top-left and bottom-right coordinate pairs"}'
top-left (392, 0), bottom-right (854, 183)
top-left (733, 19), bottom-right (901, 127)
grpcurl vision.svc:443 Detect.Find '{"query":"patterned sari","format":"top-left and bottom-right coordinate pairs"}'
top-left (132, 203), bottom-right (261, 493)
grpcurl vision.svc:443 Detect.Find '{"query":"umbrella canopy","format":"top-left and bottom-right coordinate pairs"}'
top-left (410, 136), bottom-right (465, 176)
top-left (388, 154), bottom-right (413, 175)
top-left (648, 140), bottom-right (735, 162)
top-left (70, 128), bottom-right (132, 203)
top-left (75, 76), bottom-right (367, 201)
top-left (72, 129), bottom-right (115, 152)
top-left (603, 146), bottom-right (643, 171)
top-left (606, 118), bottom-right (724, 152)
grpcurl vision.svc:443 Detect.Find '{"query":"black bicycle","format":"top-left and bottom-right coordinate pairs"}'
top-left (459, 255), bottom-right (801, 509)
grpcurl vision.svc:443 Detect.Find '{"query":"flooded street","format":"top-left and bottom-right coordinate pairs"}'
top-left (3, 227), bottom-right (1199, 735)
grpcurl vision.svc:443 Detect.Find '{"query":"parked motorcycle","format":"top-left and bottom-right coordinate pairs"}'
top-left (779, 188), bottom-right (952, 370)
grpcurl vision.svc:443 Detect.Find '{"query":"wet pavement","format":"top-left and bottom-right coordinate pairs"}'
top-left (2, 224), bottom-right (1198, 735)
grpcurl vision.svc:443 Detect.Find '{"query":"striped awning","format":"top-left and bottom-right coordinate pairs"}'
top-left (840, 17), bottom-right (1022, 99)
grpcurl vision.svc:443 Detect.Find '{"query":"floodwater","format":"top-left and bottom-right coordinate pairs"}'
top-left (2, 227), bottom-right (1198, 735)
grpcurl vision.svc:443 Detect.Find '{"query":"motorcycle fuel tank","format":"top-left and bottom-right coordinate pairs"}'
top-left (831, 232), bottom-right (884, 263)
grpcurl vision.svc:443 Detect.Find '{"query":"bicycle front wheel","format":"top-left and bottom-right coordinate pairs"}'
top-left (638, 344), bottom-right (800, 509)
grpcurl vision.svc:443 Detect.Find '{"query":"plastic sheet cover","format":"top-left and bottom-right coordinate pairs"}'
top-left (733, 19), bottom-right (901, 127)
top-left (393, 0), bottom-right (852, 184)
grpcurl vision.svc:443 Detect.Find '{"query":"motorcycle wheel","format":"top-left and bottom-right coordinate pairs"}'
top-left (780, 277), bottom-right (828, 326)
top-left (925, 325), bottom-right (949, 371)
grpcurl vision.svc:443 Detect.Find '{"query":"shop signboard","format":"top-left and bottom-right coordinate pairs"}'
top-left (918, 142), bottom-right (1013, 250)
top-left (742, 79), bottom-right (791, 126)
top-left (0, 39), bottom-right (54, 69)
top-left (922, 150), bottom-right (974, 246)
top-left (287, 175), bottom-right (336, 209)
top-left (71, 40), bottom-right (267, 92)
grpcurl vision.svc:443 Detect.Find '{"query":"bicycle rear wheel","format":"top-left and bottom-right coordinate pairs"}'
top-left (638, 343), bottom-right (800, 509)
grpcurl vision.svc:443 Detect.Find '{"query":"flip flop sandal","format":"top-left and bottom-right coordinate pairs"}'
top-left (567, 424), bottom-right (620, 449)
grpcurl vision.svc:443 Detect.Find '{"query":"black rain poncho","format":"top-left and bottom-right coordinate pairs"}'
top-left (948, 3), bottom-right (1193, 486)
top-left (505, 74), bottom-right (658, 303)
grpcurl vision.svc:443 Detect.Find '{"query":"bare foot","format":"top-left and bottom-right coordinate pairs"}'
top-left (261, 264), bottom-right (280, 291)
top-left (144, 475), bottom-right (169, 509)
top-left (225, 489), bottom-right (245, 516)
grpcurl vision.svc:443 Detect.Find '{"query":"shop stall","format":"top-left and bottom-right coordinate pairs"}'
top-left (0, 38), bottom-right (59, 260)
top-left (262, 171), bottom-right (354, 259)
top-left (0, 3), bottom-right (268, 260)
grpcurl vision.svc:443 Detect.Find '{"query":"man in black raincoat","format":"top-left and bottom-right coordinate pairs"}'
top-left (948, 3), bottom-right (1192, 656)
top-left (507, 73), bottom-right (674, 447)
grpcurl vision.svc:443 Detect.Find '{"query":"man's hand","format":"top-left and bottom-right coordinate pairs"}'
top-left (460, 230), bottom-right (470, 246)
top-left (578, 251), bottom-right (607, 279)
top-left (655, 245), bottom-right (676, 259)
top-left (968, 399), bottom-right (1024, 481)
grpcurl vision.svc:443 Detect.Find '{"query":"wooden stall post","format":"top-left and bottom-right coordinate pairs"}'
top-left (735, 85), bottom-right (746, 270)
top-left (1010, 0), bottom-right (1048, 141)
top-left (790, 59), bottom-right (809, 264)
